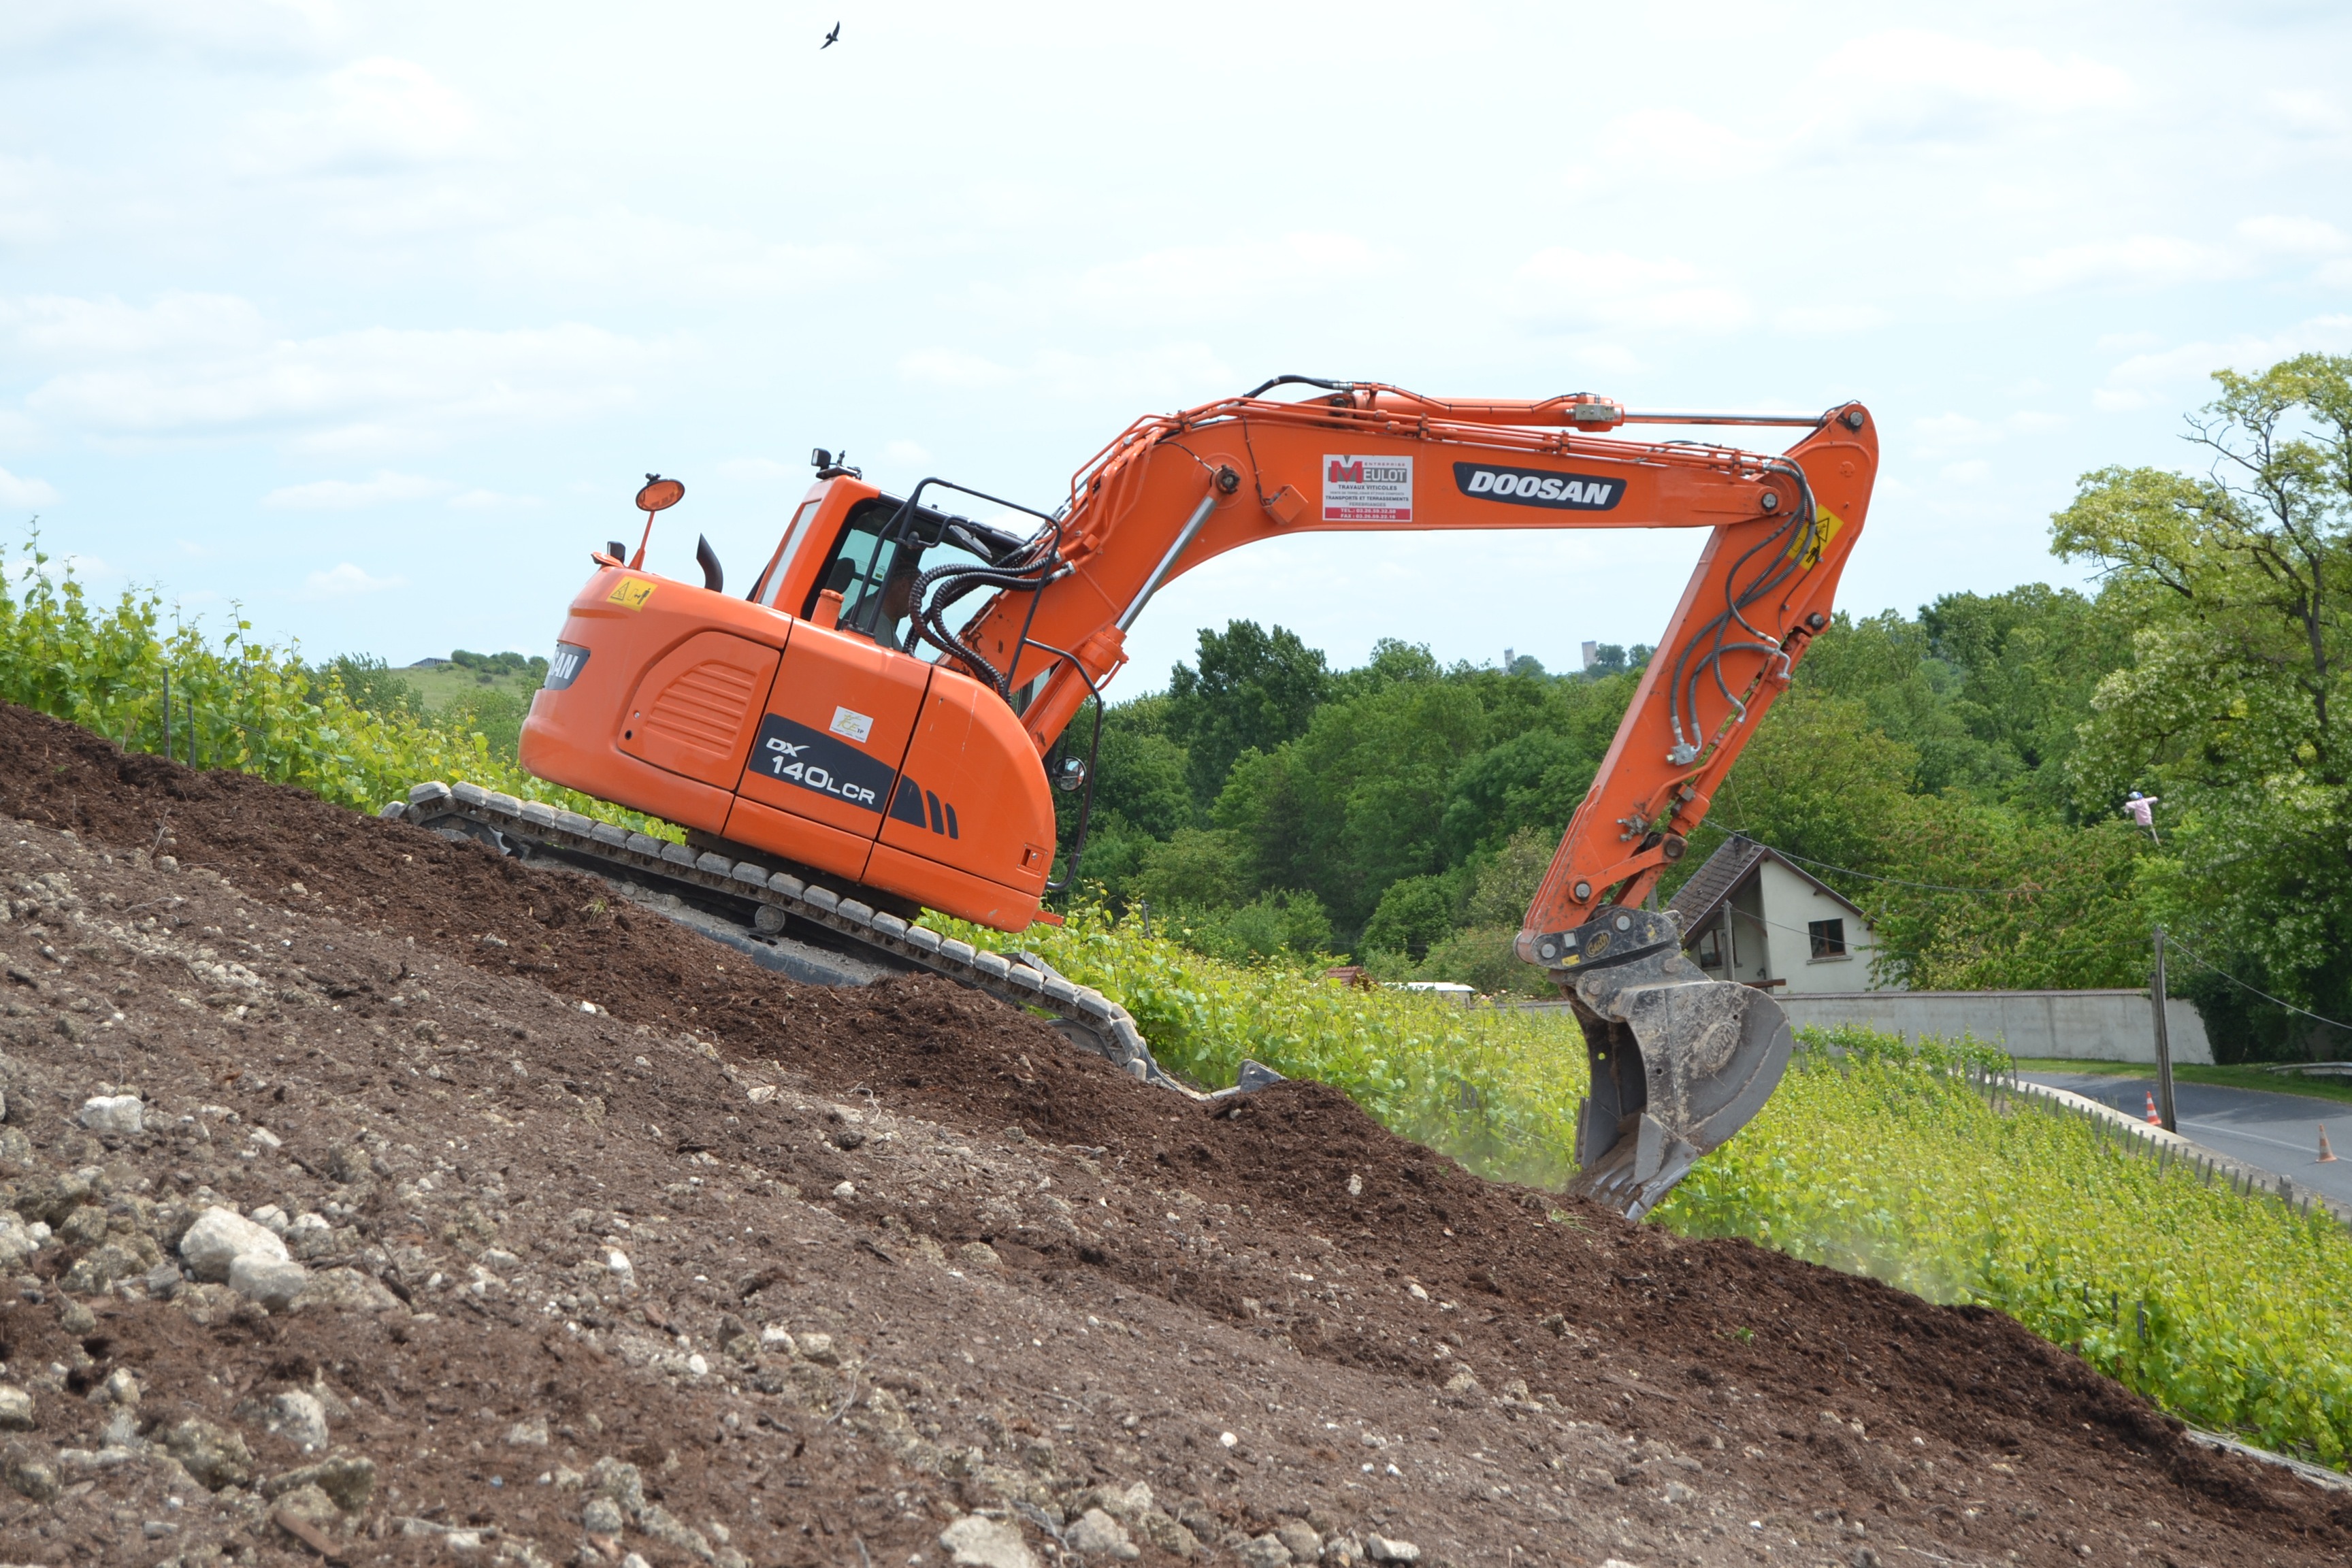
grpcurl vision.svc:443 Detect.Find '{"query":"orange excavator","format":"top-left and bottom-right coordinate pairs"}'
top-left (389, 379), bottom-right (1877, 1218)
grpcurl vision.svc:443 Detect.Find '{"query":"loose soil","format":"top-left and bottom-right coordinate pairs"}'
top-left (0, 697), bottom-right (2345, 1568)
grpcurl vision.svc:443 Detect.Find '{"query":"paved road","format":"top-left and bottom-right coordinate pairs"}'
top-left (2021, 1072), bottom-right (2352, 1207)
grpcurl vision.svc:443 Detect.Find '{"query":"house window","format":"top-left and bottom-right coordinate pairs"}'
top-left (1695, 929), bottom-right (1723, 970)
top-left (1808, 918), bottom-right (1848, 960)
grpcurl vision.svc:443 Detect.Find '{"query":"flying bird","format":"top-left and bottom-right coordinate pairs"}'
top-left (822, 22), bottom-right (839, 47)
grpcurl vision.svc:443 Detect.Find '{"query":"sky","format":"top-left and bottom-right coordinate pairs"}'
top-left (2, 0), bottom-right (2349, 691)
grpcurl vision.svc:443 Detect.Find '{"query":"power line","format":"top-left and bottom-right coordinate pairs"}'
top-left (2162, 934), bottom-right (2352, 1035)
top-left (1752, 841), bottom-right (2051, 898)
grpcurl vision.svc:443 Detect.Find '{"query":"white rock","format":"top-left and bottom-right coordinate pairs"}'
top-left (78, 1095), bottom-right (143, 1134)
top-left (938, 1514), bottom-right (1039, 1568)
top-left (0, 1213), bottom-right (38, 1273)
top-left (229, 1253), bottom-right (311, 1313)
top-left (0, 1385), bottom-right (33, 1430)
top-left (180, 1206), bottom-right (289, 1282)
top-left (248, 1205), bottom-right (291, 1236)
top-left (1238, 1535), bottom-right (1292, 1568)
top-left (1066, 1509), bottom-right (1139, 1561)
top-left (686, 1354), bottom-right (709, 1377)
top-left (265, 1390), bottom-right (329, 1452)
top-left (606, 1250), bottom-right (635, 1290)
top-left (759, 1325), bottom-right (796, 1353)
top-left (796, 1332), bottom-right (838, 1366)
top-left (504, 1417), bottom-right (550, 1447)
top-left (830, 1180), bottom-right (855, 1200)
top-left (1363, 1537), bottom-right (1419, 1565)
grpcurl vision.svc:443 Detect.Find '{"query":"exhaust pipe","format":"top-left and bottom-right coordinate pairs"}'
top-left (1551, 907), bottom-right (1793, 1220)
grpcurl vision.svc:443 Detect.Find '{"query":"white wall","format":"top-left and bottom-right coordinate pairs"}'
top-left (1779, 990), bottom-right (2213, 1064)
top-left (1753, 859), bottom-right (1881, 995)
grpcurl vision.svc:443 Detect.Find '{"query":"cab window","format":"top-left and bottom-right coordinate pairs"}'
top-left (807, 499), bottom-right (1000, 657)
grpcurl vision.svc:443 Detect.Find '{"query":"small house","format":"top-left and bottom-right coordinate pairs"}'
top-left (1666, 834), bottom-right (1888, 994)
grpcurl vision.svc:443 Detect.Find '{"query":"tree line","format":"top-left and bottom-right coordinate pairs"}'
top-left (1055, 354), bottom-right (2352, 1062)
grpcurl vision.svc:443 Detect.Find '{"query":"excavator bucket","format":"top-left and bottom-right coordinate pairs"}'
top-left (1558, 917), bottom-right (1793, 1222)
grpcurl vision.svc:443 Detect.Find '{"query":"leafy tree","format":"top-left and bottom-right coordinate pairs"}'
top-left (1132, 827), bottom-right (1250, 913)
top-left (1162, 621), bottom-right (1330, 807)
top-left (2055, 353), bottom-right (2352, 1030)
top-left (319, 654), bottom-right (421, 718)
top-left (1362, 873), bottom-right (1463, 960)
top-left (1175, 891), bottom-right (1336, 966)
top-left (1695, 687), bottom-right (1919, 881)
top-left (1919, 585), bottom-right (2133, 818)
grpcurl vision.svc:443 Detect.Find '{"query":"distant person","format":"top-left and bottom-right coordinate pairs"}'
top-left (2124, 789), bottom-right (2159, 843)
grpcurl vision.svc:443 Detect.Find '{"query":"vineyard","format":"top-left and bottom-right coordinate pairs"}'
top-left (10, 542), bottom-right (2352, 1472)
top-left (0, 536), bottom-right (657, 835)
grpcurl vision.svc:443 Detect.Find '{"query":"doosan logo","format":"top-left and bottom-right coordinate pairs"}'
top-left (1454, 462), bottom-right (1622, 510)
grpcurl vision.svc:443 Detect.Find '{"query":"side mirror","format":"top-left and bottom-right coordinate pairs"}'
top-left (1054, 757), bottom-right (1088, 793)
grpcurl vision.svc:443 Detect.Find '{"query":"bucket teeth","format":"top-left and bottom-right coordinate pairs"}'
top-left (1560, 922), bottom-right (1793, 1221)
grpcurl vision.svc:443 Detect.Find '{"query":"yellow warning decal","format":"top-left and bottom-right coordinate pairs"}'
top-left (1788, 507), bottom-right (1843, 570)
top-left (607, 578), bottom-right (655, 610)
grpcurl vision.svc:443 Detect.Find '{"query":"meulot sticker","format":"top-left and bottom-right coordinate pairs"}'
top-left (606, 578), bottom-right (655, 610)
top-left (828, 706), bottom-right (875, 744)
top-left (1322, 455), bottom-right (1413, 523)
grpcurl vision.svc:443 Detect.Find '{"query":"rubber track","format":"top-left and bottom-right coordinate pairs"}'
top-left (386, 781), bottom-right (1191, 1095)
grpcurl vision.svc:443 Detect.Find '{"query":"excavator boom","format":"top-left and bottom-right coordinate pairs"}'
top-left (401, 380), bottom-right (1876, 1221)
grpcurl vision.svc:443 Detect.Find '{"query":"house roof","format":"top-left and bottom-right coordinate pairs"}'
top-left (1667, 833), bottom-right (1865, 931)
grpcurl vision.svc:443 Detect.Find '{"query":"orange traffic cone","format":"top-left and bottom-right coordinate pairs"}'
top-left (2144, 1092), bottom-right (2162, 1126)
top-left (2319, 1126), bottom-right (2338, 1164)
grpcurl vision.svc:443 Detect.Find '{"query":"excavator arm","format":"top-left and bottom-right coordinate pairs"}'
top-left (932, 382), bottom-right (1879, 1216)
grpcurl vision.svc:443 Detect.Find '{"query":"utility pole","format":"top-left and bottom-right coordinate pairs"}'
top-left (2152, 926), bottom-right (2177, 1133)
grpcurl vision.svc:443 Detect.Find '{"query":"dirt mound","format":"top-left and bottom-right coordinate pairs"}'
top-left (0, 697), bottom-right (2344, 1567)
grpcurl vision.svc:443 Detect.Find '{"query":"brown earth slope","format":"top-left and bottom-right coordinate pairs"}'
top-left (0, 698), bottom-right (2344, 1568)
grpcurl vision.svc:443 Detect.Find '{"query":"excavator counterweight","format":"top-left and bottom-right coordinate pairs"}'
top-left (396, 382), bottom-right (1876, 1220)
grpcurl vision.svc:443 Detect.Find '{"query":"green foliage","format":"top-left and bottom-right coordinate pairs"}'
top-left (938, 902), bottom-right (1592, 1187)
top-left (0, 536), bottom-right (662, 835)
top-left (317, 654), bottom-right (421, 719)
top-left (1163, 621), bottom-right (1331, 809)
top-left (1362, 873), bottom-right (1462, 960)
top-left (1659, 1029), bottom-right (2352, 1466)
top-left (2055, 353), bottom-right (2352, 1041)
top-left (1164, 890), bottom-right (1337, 967)
top-left (450, 649), bottom-right (549, 680)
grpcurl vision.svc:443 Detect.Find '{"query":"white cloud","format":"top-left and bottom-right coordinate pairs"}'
top-left (14, 299), bottom-right (670, 451)
top-left (1940, 459), bottom-right (1991, 485)
top-left (477, 210), bottom-right (860, 297)
top-left (1512, 250), bottom-right (1748, 333)
top-left (2095, 316), bottom-right (2352, 410)
top-left (446, 489), bottom-right (538, 510)
top-left (2014, 235), bottom-right (2244, 293)
top-left (234, 56), bottom-right (480, 176)
top-left (0, 0), bottom-right (337, 60)
top-left (1773, 304), bottom-right (1891, 336)
top-left (2238, 214), bottom-right (2349, 255)
top-left (2264, 89), bottom-right (2350, 142)
top-left (898, 350), bottom-right (1014, 390)
top-left (717, 457), bottom-right (804, 483)
top-left (1912, 413), bottom-right (1992, 455)
top-left (0, 466), bottom-right (59, 508)
top-left (883, 440), bottom-right (932, 467)
top-left (263, 471), bottom-right (446, 509)
top-left (1075, 233), bottom-right (1378, 312)
top-left (1806, 30), bottom-right (2131, 146)
top-left (1, 291), bottom-right (269, 361)
top-left (301, 561), bottom-right (406, 598)
top-left (899, 343), bottom-right (1233, 410)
